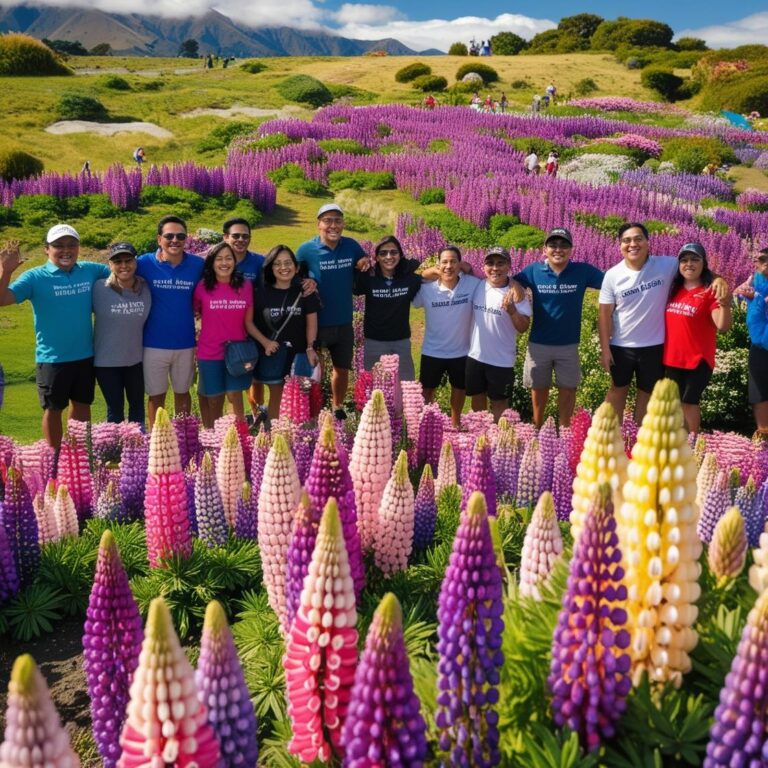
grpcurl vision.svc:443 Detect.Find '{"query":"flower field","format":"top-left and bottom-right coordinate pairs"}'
top-left (1, 95), bottom-right (768, 765)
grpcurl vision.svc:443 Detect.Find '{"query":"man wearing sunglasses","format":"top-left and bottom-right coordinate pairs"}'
top-left (137, 215), bottom-right (204, 428)
top-left (222, 217), bottom-right (264, 283)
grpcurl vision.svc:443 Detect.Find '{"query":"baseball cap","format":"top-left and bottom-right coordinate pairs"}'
top-left (108, 242), bottom-right (138, 260)
top-left (317, 203), bottom-right (343, 218)
top-left (678, 242), bottom-right (706, 260)
top-left (484, 245), bottom-right (510, 262)
top-left (46, 224), bottom-right (80, 243)
top-left (545, 227), bottom-right (573, 245)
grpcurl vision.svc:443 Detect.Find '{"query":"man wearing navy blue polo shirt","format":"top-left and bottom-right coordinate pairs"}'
top-left (296, 203), bottom-right (366, 419)
top-left (514, 227), bottom-right (604, 427)
top-left (0, 224), bottom-right (109, 449)
top-left (137, 215), bottom-right (204, 429)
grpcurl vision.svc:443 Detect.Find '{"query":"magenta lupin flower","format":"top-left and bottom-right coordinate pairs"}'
top-left (341, 592), bottom-right (428, 767)
top-left (462, 434), bottom-right (497, 517)
top-left (118, 435), bottom-right (147, 522)
top-left (53, 484), bottom-right (79, 539)
top-left (549, 485), bottom-right (631, 752)
top-left (413, 463), bottom-right (437, 551)
top-left (435, 491), bottom-right (504, 768)
top-left (143, 408), bottom-right (193, 568)
top-left (195, 601), bottom-right (258, 768)
top-left (435, 440), bottom-right (458, 497)
top-left (401, 380), bottom-right (425, 466)
top-left (216, 425), bottom-right (246, 529)
top-left (374, 450), bottom-right (415, 576)
top-left (292, 425), bottom-right (316, 485)
top-left (56, 433), bottom-right (93, 525)
top-left (0, 654), bottom-right (80, 768)
top-left (195, 452), bottom-right (229, 548)
top-left (2, 466), bottom-right (40, 587)
top-left (118, 598), bottom-right (220, 768)
top-left (284, 499), bottom-right (359, 763)
top-left (83, 530), bottom-right (143, 768)
top-left (519, 491), bottom-right (564, 599)
top-left (708, 506), bottom-right (747, 585)
top-left (491, 418), bottom-right (519, 499)
top-left (516, 437), bottom-right (541, 508)
top-left (417, 403), bottom-right (444, 472)
top-left (566, 408), bottom-right (591, 474)
top-left (234, 481), bottom-right (258, 539)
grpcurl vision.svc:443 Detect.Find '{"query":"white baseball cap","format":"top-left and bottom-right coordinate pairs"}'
top-left (317, 203), bottom-right (343, 218)
top-left (46, 224), bottom-right (80, 243)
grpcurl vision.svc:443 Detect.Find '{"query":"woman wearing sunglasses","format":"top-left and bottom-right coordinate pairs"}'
top-left (353, 235), bottom-right (422, 379)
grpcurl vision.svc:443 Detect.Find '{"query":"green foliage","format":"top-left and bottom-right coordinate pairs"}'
top-left (240, 60), bottom-right (266, 74)
top-left (281, 176), bottom-right (327, 196)
top-left (267, 162), bottom-right (307, 185)
top-left (101, 74), bottom-right (131, 90)
top-left (448, 42), bottom-right (468, 56)
top-left (0, 149), bottom-right (43, 181)
top-left (591, 19), bottom-right (674, 51)
top-left (341, 212), bottom-right (375, 232)
top-left (395, 61), bottom-right (432, 83)
top-left (676, 37), bottom-right (708, 52)
top-left (574, 77), bottom-right (598, 96)
top-left (490, 31), bottom-right (528, 56)
top-left (511, 79), bottom-right (531, 90)
top-left (517, 725), bottom-right (601, 768)
top-left (140, 184), bottom-right (206, 211)
top-left (89, 43), bottom-right (112, 56)
top-left (524, 29), bottom-right (572, 55)
top-left (698, 63), bottom-right (768, 114)
top-left (661, 136), bottom-right (732, 173)
top-left (4, 583), bottom-right (67, 641)
top-left (197, 121), bottom-right (259, 153)
top-left (558, 13), bottom-right (604, 43)
top-left (277, 74), bottom-right (333, 108)
top-left (42, 38), bottom-right (88, 56)
top-left (140, 79), bottom-right (165, 91)
top-left (81, 519), bottom-right (149, 578)
top-left (327, 170), bottom-right (395, 191)
top-left (693, 214), bottom-right (729, 233)
top-left (0, 33), bottom-right (72, 75)
top-left (418, 187), bottom-right (445, 205)
top-left (455, 62), bottom-right (499, 84)
top-left (316, 138), bottom-right (370, 155)
top-left (411, 74), bottom-right (448, 92)
top-left (641, 67), bottom-right (684, 101)
top-left (178, 39), bottom-right (199, 58)
top-left (37, 536), bottom-right (98, 615)
top-left (12, 194), bottom-right (62, 225)
top-left (242, 132), bottom-right (292, 152)
top-left (428, 139), bottom-right (450, 153)
top-left (56, 92), bottom-right (109, 121)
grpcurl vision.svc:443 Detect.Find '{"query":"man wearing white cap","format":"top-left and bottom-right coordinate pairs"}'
top-left (0, 224), bottom-right (109, 449)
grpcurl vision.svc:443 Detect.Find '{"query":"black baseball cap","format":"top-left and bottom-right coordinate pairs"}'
top-left (108, 242), bottom-right (137, 260)
top-left (678, 242), bottom-right (706, 260)
top-left (545, 228), bottom-right (573, 245)
top-left (484, 246), bottom-right (510, 262)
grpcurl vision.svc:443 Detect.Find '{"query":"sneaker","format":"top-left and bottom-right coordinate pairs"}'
top-left (254, 405), bottom-right (271, 432)
top-left (334, 407), bottom-right (347, 421)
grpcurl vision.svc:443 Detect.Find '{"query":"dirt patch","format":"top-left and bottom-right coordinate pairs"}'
top-left (45, 120), bottom-right (173, 138)
top-left (181, 104), bottom-right (307, 119)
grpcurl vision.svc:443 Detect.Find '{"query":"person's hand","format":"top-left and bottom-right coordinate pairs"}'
top-left (459, 261), bottom-right (473, 275)
top-left (500, 290), bottom-right (517, 314)
top-left (355, 256), bottom-right (372, 272)
top-left (735, 275), bottom-right (755, 300)
top-left (0, 241), bottom-right (22, 274)
top-left (306, 348), bottom-right (319, 367)
top-left (507, 279), bottom-right (525, 304)
top-left (600, 348), bottom-right (614, 372)
top-left (264, 340), bottom-right (280, 356)
top-left (300, 278), bottom-right (317, 297)
top-left (711, 276), bottom-right (729, 303)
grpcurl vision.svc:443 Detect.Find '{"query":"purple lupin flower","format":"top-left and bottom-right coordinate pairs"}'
top-left (413, 463), bottom-right (437, 551)
top-left (549, 485), bottom-right (631, 752)
top-left (537, 417), bottom-right (559, 493)
top-left (341, 592), bottom-right (428, 767)
top-left (697, 470), bottom-right (730, 544)
top-left (56, 434), bottom-right (93, 525)
top-left (173, 413), bottom-right (202, 469)
top-left (284, 492), bottom-right (316, 629)
top-left (195, 600), bottom-right (258, 768)
top-left (461, 435), bottom-right (497, 518)
top-left (0, 503), bottom-right (19, 603)
top-left (195, 452), bottom-right (228, 548)
top-left (94, 479), bottom-right (124, 523)
top-left (83, 530), bottom-right (143, 768)
top-left (491, 418), bottom-right (518, 499)
top-left (235, 481), bottom-right (258, 540)
top-left (185, 457), bottom-right (198, 535)
top-left (2, 467), bottom-right (40, 587)
top-left (516, 438), bottom-right (541, 508)
top-left (734, 477), bottom-right (760, 546)
top-left (704, 587), bottom-right (768, 767)
top-left (436, 491), bottom-right (504, 768)
top-left (249, 426), bottom-right (272, 513)
top-left (551, 451), bottom-right (573, 522)
top-left (292, 426), bottom-right (316, 485)
top-left (417, 403), bottom-right (444, 472)
top-left (119, 435), bottom-right (147, 522)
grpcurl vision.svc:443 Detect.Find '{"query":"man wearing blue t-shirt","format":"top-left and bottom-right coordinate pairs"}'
top-left (296, 203), bottom-right (366, 419)
top-left (0, 224), bottom-right (109, 449)
top-left (514, 228), bottom-right (604, 427)
top-left (137, 215), bottom-right (204, 428)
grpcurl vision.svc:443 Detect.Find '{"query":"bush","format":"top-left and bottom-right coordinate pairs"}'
top-left (418, 187), bottom-right (445, 205)
top-left (328, 170), bottom-right (395, 191)
top-left (640, 67), bottom-right (684, 101)
top-left (268, 162), bottom-right (307, 185)
top-left (282, 177), bottom-right (327, 196)
top-left (342, 212), bottom-right (374, 232)
top-left (489, 32), bottom-right (528, 56)
top-left (139, 185), bottom-right (206, 211)
top-left (101, 75), bottom-right (131, 90)
top-left (0, 33), bottom-right (72, 75)
top-left (698, 66), bottom-right (768, 114)
top-left (197, 121), bottom-right (259, 153)
top-left (395, 62), bottom-right (431, 83)
top-left (277, 75), bottom-right (333, 108)
top-left (55, 92), bottom-right (109, 121)
top-left (12, 194), bottom-right (62, 225)
top-left (455, 62), bottom-right (499, 84)
top-left (240, 60), bottom-right (266, 74)
top-left (0, 149), bottom-right (43, 181)
top-left (317, 139), bottom-right (370, 155)
top-left (411, 74), bottom-right (448, 92)
top-left (448, 42), bottom-right (468, 56)
top-left (574, 78), bottom-right (598, 96)
top-left (661, 136), bottom-right (733, 173)
top-left (140, 79), bottom-right (164, 91)
top-left (510, 79), bottom-right (530, 90)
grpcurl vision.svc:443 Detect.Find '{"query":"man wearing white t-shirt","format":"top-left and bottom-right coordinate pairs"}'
top-left (414, 245), bottom-right (481, 426)
top-left (467, 246), bottom-right (532, 422)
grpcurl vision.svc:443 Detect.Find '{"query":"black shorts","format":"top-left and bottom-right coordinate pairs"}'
top-left (317, 323), bottom-right (354, 370)
top-left (749, 345), bottom-right (768, 404)
top-left (36, 357), bottom-right (95, 411)
top-left (665, 361), bottom-right (713, 405)
top-left (465, 357), bottom-right (514, 401)
top-left (609, 344), bottom-right (664, 392)
top-left (419, 354), bottom-right (467, 390)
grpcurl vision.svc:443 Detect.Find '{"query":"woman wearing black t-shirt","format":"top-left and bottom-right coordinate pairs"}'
top-left (253, 245), bottom-right (320, 419)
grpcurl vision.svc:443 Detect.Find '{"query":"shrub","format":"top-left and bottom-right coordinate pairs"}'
top-left (489, 31), bottom-right (528, 56)
top-left (277, 75), bottom-right (333, 108)
top-left (268, 162), bottom-right (308, 185)
top-left (376, 123), bottom-right (392, 137)
top-left (83, 194), bottom-right (121, 219)
top-left (12, 194), bottom-right (63, 226)
top-left (101, 75), bottom-right (131, 90)
top-left (197, 121), bottom-right (259, 153)
top-left (411, 74), bottom-right (448, 92)
top-left (448, 42), bottom-right (468, 56)
top-left (693, 214), bottom-right (729, 233)
top-left (510, 79), bottom-right (530, 89)
top-left (0, 33), bottom-right (72, 75)
top-left (640, 67), bottom-right (684, 101)
top-left (282, 177), bottom-right (327, 196)
top-left (240, 60), bottom-right (266, 74)
top-left (395, 62), bottom-right (431, 83)
top-left (341, 212), bottom-right (374, 232)
top-left (661, 136), bottom-right (733, 172)
top-left (428, 139), bottom-right (451, 153)
top-left (139, 185), bottom-right (206, 211)
top-left (418, 187), bottom-right (445, 205)
top-left (674, 79), bottom-right (701, 100)
top-left (0, 149), bottom-right (43, 181)
top-left (140, 79), bottom-right (164, 91)
top-left (455, 62), bottom-right (499, 84)
top-left (317, 139), bottom-right (370, 155)
top-left (698, 66), bottom-right (768, 114)
top-left (574, 78), bottom-right (598, 96)
top-left (55, 92), bottom-right (109, 121)
top-left (328, 170), bottom-right (395, 191)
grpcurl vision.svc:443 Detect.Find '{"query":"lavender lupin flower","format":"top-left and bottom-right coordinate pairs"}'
top-left (436, 491), bottom-right (504, 768)
top-left (491, 418), bottom-right (518, 499)
top-left (551, 451), bottom-right (573, 522)
top-left (516, 437), bottom-right (540, 509)
top-left (284, 492), bottom-right (316, 629)
top-left (195, 452), bottom-right (229, 548)
top-left (2, 467), bottom-right (40, 587)
top-left (0, 506), bottom-right (19, 604)
top-left (734, 477), bottom-right (760, 547)
top-left (94, 479), bottom-right (124, 523)
top-left (195, 600), bottom-right (258, 768)
top-left (413, 463), bottom-right (437, 551)
top-left (83, 530), bottom-right (143, 768)
top-left (341, 593), bottom-right (428, 767)
top-left (173, 413), bottom-right (202, 469)
top-left (235, 481), bottom-right (258, 540)
top-left (697, 470), bottom-right (731, 544)
top-left (185, 457), bottom-right (198, 535)
top-left (417, 403), bottom-right (444, 472)
top-left (462, 435), bottom-right (497, 517)
top-left (537, 417), bottom-right (559, 493)
top-left (119, 435), bottom-right (147, 522)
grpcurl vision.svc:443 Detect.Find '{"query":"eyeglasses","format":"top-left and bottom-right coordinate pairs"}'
top-left (547, 240), bottom-right (571, 250)
top-left (48, 242), bottom-right (78, 249)
top-left (377, 249), bottom-right (400, 257)
top-left (620, 236), bottom-right (646, 245)
top-left (228, 233), bottom-right (250, 240)
top-left (161, 232), bottom-right (187, 241)
top-left (319, 217), bottom-right (343, 225)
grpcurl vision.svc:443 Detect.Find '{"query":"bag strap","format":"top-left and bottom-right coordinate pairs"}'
top-left (271, 291), bottom-right (302, 341)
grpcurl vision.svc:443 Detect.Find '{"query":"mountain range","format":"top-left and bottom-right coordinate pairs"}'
top-left (0, 4), bottom-right (444, 56)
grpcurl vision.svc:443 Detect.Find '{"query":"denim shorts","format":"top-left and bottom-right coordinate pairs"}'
top-left (197, 358), bottom-right (251, 396)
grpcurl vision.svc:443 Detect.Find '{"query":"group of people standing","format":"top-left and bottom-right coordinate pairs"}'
top-left (1, 206), bottom-right (766, 450)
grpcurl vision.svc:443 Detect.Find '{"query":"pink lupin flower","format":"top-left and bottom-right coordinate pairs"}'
top-left (417, 403), bottom-right (444, 473)
top-left (53, 484), bottom-right (79, 539)
top-left (401, 380), bottom-right (425, 465)
top-left (435, 440), bottom-right (458, 497)
top-left (284, 498), bottom-right (358, 763)
top-left (350, 390), bottom-right (393, 551)
top-left (0, 654), bottom-right (80, 768)
top-left (258, 434), bottom-right (302, 628)
top-left (56, 433), bottom-right (93, 525)
top-left (216, 425), bottom-right (246, 528)
top-left (519, 491), bottom-right (564, 600)
top-left (374, 450), bottom-right (415, 576)
top-left (143, 408), bottom-right (193, 568)
top-left (32, 485), bottom-right (57, 546)
top-left (117, 598), bottom-right (220, 768)
top-left (516, 437), bottom-right (541, 508)
top-left (280, 376), bottom-right (312, 423)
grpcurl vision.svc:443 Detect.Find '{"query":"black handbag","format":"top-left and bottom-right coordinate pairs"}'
top-left (224, 339), bottom-right (260, 376)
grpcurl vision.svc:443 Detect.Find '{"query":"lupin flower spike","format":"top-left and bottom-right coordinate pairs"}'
top-left (284, 492), bottom-right (317, 630)
top-left (216, 424), bottom-right (246, 529)
top-left (619, 379), bottom-right (701, 687)
top-left (94, 479), bottom-right (124, 523)
top-left (32, 484), bottom-right (57, 545)
top-left (708, 506), bottom-right (747, 586)
top-left (195, 452), bottom-right (228, 548)
top-left (83, 530), bottom-right (143, 768)
top-left (551, 451), bottom-right (573, 522)
top-left (53, 484), bottom-right (79, 539)
top-left (117, 598), bottom-right (220, 768)
top-left (374, 450), bottom-right (415, 576)
top-left (435, 439), bottom-right (458, 497)
top-left (537, 416), bottom-right (559, 492)
top-left (119, 435), bottom-right (147, 522)
top-left (516, 437), bottom-right (541, 509)
top-left (571, 402), bottom-right (627, 544)
top-left (695, 452), bottom-right (719, 509)
top-left (0, 510), bottom-right (19, 605)
top-left (0, 654), bottom-right (80, 768)
top-left (56, 433), bottom-right (93, 524)
top-left (234, 481), bottom-right (258, 539)
top-left (491, 418), bottom-right (518, 499)
top-left (195, 600), bottom-right (258, 768)
top-left (284, 499), bottom-right (358, 764)
top-left (549, 485), bottom-right (631, 752)
top-left (413, 463), bottom-right (437, 551)
top-left (341, 593), bottom-right (428, 767)
top-left (436, 491), bottom-right (504, 768)
top-left (417, 403), bottom-right (444, 473)
top-left (519, 491), bottom-right (564, 600)
top-left (462, 434), bottom-right (497, 518)
top-left (3, 466), bottom-right (40, 587)
top-left (734, 477), bottom-right (760, 547)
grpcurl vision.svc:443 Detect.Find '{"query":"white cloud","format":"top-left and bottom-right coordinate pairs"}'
top-left (332, 3), bottom-right (403, 25)
top-left (678, 12), bottom-right (768, 48)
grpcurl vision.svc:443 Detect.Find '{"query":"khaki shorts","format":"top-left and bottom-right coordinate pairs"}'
top-left (523, 342), bottom-right (581, 389)
top-left (143, 347), bottom-right (196, 396)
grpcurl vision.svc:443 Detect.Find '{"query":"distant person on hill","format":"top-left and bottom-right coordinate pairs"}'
top-left (0, 225), bottom-right (109, 451)
top-left (499, 93), bottom-right (508, 113)
top-left (545, 150), bottom-right (559, 176)
top-left (133, 147), bottom-right (145, 167)
top-left (81, 160), bottom-right (91, 177)
top-left (532, 94), bottom-right (541, 113)
top-left (546, 82), bottom-right (556, 103)
top-left (424, 93), bottom-right (436, 109)
top-left (524, 149), bottom-right (539, 175)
